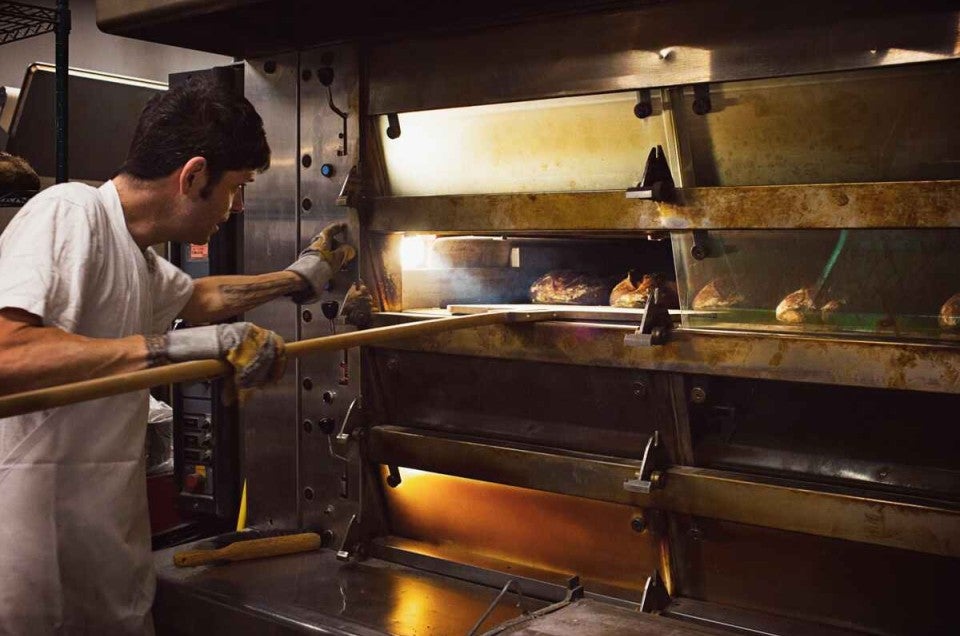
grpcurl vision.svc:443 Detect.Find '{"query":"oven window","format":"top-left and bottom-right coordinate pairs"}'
top-left (672, 228), bottom-right (960, 342)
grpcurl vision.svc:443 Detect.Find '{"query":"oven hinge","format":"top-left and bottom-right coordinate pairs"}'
top-left (623, 430), bottom-right (667, 494)
top-left (625, 145), bottom-right (675, 202)
top-left (624, 275), bottom-right (673, 347)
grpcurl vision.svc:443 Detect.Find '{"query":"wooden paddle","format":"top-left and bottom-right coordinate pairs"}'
top-left (0, 310), bottom-right (559, 419)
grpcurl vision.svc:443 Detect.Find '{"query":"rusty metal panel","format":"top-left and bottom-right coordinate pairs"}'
top-left (372, 316), bottom-right (960, 395)
top-left (368, 427), bottom-right (960, 558)
top-left (381, 469), bottom-right (657, 601)
top-left (673, 62), bottom-right (960, 187)
top-left (367, 180), bottom-right (960, 232)
top-left (369, 2), bottom-right (960, 114)
top-left (673, 517), bottom-right (957, 634)
top-left (365, 349), bottom-right (667, 459)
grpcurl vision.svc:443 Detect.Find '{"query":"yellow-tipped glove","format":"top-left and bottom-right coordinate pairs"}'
top-left (285, 221), bottom-right (357, 304)
top-left (164, 322), bottom-right (286, 403)
top-left (340, 282), bottom-right (375, 329)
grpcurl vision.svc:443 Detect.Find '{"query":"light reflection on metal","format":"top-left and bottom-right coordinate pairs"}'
top-left (399, 234), bottom-right (434, 270)
top-left (376, 91), bottom-right (667, 196)
top-left (383, 467), bottom-right (656, 596)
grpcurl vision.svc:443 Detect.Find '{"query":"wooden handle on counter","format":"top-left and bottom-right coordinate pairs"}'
top-left (173, 532), bottom-right (323, 567)
top-left (0, 310), bottom-right (559, 419)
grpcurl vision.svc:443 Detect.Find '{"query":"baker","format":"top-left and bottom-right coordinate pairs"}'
top-left (0, 77), bottom-right (357, 634)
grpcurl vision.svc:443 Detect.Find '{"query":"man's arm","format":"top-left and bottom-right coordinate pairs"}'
top-left (179, 271), bottom-right (304, 325)
top-left (0, 308), bottom-right (149, 395)
top-left (180, 222), bottom-right (357, 325)
top-left (0, 307), bottom-right (285, 399)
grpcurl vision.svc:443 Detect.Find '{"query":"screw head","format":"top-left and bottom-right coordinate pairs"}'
top-left (303, 487), bottom-right (315, 501)
top-left (690, 386), bottom-right (707, 404)
top-left (649, 471), bottom-right (665, 488)
top-left (631, 516), bottom-right (647, 533)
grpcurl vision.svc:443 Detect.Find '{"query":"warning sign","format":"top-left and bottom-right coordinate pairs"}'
top-left (189, 244), bottom-right (209, 260)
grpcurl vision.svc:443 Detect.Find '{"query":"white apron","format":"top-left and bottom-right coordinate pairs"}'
top-left (0, 181), bottom-right (192, 634)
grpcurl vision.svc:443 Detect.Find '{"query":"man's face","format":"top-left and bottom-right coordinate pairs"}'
top-left (185, 169), bottom-right (254, 244)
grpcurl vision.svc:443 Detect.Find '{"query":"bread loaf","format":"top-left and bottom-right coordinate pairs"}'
top-left (775, 287), bottom-right (845, 324)
top-left (0, 152), bottom-right (40, 193)
top-left (609, 271), bottom-right (679, 308)
top-left (529, 271), bottom-right (611, 305)
top-left (940, 293), bottom-right (960, 330)
top-left (692, 277), bottom-right (744, 310)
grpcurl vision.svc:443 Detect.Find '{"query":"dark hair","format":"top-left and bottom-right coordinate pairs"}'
top-left (120, 77), bottom-right (270, 193)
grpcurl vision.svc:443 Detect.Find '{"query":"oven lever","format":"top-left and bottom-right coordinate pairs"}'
top-left (336, 164), bottom-right (359, 207)
top-left (623, 430), bottom-right (667, 494)
top-left (639, 569), bottom-right (672, 613)
top-left (624, 276), bottom-right (672, 347)
top-left (625, 145), bottom-right (675, 202)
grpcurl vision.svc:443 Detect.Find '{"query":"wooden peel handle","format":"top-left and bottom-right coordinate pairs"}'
top-left (0, 310), bottom-right (557, 419)
top-left (173, 532), bottom-right (323, 567)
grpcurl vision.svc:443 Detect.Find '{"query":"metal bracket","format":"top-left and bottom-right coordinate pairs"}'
top-left (335, 513), bottom-right (365, 561)
top-left (336, 165), bottom-right (359, 207)
top-left (639, 570), bottom-right (671, 613)
top-left (625, 145), bottom-right (675, 202)
top-left (691, 229), bottom-right (710, 260)
top-left (633, 88), bottom-right (653, 119)
top-left (692, 83), bottom-right (712, 115)
top-left (317, 66), bottom-right (348, 156)
top-left (623, 431), bottom-right (666, 493)
top-left (385, 464), bottom-right (402, 488)
top-left (385, 112), bottom-right (401, 139)
top-left (623, 277), bottom-right (672, 347)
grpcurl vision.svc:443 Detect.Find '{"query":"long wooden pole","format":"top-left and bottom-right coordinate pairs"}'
top-left (0, 310), bottom-right (558, 419)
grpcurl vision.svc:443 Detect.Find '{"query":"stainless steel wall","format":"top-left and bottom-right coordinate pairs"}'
top-left (241, 47), bottom-right (362, 541)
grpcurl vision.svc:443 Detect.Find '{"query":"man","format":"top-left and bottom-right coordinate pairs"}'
top-left (0, 77), bottom-right (354, 634)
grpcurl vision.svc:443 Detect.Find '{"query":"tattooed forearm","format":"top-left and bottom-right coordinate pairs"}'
top-left (145, 334), bottom-right (170, 368)
top-left (219, 277), bottom-right (304, 310)
top-left (181, 272), bottom-right (307, 325)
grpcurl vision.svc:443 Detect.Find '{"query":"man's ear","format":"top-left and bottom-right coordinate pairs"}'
top-left (179, 156), bottom-right (208, 197)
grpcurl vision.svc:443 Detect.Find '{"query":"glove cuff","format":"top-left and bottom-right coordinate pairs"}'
top-left (165, 325), bottom-right (223, 362)
top-left (285, 253), bottom-right (333, 304)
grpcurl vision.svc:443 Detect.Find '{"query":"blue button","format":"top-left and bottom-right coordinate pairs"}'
top-left (320, 163), bottom-right (334, 177)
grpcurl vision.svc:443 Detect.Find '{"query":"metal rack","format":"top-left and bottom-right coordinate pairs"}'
top-left (0, 0), bottom-right (70, 206)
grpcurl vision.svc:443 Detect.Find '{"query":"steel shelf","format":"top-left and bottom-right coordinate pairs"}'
top-left (0, 190), bottom-right (36, 207)
top-left (0, 1), bottom-right (58, 46)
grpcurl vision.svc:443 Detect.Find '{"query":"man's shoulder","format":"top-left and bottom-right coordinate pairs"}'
top-left (27, 182), bottom-right (103, 210)
top-left (13, 183), bottom-right (109, 232)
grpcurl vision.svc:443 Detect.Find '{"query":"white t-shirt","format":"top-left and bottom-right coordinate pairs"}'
top-left (0, 181), bottom-right (193, 635)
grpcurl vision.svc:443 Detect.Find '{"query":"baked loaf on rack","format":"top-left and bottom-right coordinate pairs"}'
top-left (609, 271), bottom-right (679, 308)
top-left (0, 152), bottom-right (40, 193)
top-left (775, 287), bottom-right (846, 324)
top-left (940, 293), bottom-right (960, 330)
top-left (692, 277), bottom-right (744, 310)
top-left (529, 270), bottom-right (612, 305)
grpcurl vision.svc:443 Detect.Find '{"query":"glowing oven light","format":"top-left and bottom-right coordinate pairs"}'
top-left (400, 234), bottom-right (434, 270)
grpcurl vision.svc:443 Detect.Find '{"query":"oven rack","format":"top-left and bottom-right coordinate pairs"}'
top-left (0, 1), bottom-right (70, 186)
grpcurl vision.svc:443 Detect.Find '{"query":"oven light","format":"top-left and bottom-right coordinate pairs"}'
top-left (400, 234), bottom-right (434, 270)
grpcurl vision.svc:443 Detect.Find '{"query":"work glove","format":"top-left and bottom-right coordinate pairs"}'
top-left (165, 322), bottom-right (287, 403)
top-left (340, 282), bottom-right (375, 329)
top-left (286, 222), bottom-right (357, 304)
